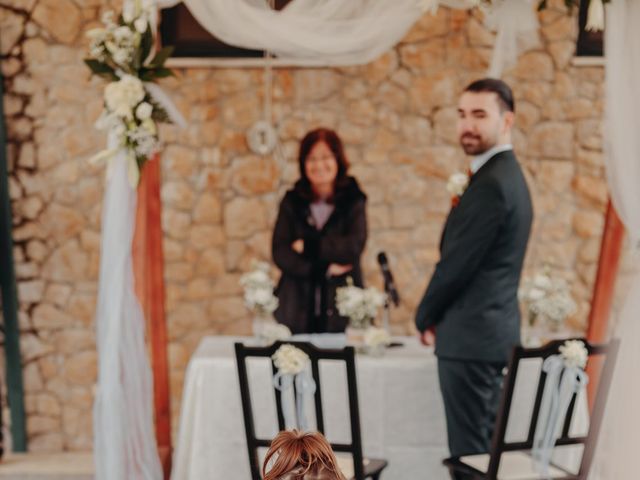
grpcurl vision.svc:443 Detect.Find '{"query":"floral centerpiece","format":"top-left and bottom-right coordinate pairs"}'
top-left (84, 0), bottom-right (180, 186)
top-left (519, 268), bottom-right (577, 345)
top-left (336, 278), bottom-right (386, 346)
top-left (240, 260), bottom-right (281, 341)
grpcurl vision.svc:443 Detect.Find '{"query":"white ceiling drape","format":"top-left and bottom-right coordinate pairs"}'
top-left (157, 0), bottom-right (539, 75)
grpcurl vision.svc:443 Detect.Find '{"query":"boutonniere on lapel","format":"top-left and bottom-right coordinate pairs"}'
top-left (446, 171), bottom-right (470, 208)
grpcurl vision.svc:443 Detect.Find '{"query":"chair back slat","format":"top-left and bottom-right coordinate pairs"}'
top-left (235, 340), bottom-right (368, 480)
top-left (311, 359), bottom-right (325, 434)
top-left (485, 338), bottom-right (620, 480)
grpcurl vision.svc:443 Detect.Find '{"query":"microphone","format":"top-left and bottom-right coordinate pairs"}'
top-left (377, 251), bottom-right (400, 307)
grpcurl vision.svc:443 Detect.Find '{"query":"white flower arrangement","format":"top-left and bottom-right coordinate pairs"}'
top-left (336, 278), bottom-right (386, 329)
top-left (272, 344), bottom-right (309, 375)
top-left (559, 340), bottom-right (588, 369)
top-left (364, 327), bottom-right (391, 349)
top-left (240, 260), bottom-right (279, 317)
top-left (85, 1), bottom-right (177, 186)
top-left (261, 323), bottom-right (292, 345)
top-left (519, 268), bottom-right (577, 329)
top-left (446, 172), bottom-right (469, 198)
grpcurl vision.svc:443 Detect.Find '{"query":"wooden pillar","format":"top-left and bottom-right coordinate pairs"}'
top-left (586, 199), bottom-right (625, 407)
top-left (133, 154), bottom-right (172, 478)
top-left (586, 200), bottom-right (625, 343)
top-left (0, 72), bottom-right (27, 452)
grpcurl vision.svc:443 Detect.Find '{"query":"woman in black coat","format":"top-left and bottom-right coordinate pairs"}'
top-left (272, 128), bottom-right (367, 334)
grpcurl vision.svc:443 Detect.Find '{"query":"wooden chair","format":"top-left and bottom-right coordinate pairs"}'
top-left (443, 338), bottom-right (620, 480)
top-left (234, 340), bottom-right (388, 480)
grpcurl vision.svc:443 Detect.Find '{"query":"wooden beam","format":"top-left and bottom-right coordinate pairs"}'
top-left (0, 72), bottom-right (27, 452)
top-left (586, 200), bottom-right (625, 343)
top-left (586, 199), bottom-right (625, 408)
top-left (133, 154), bottom-right (172, 478)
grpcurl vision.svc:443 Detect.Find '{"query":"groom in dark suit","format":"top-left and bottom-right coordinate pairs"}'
top-left (415, 78), bottom-right (533, 467)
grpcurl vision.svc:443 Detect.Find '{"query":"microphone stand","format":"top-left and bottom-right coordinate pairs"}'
top-left (382, 281), bottom-right (391, 333)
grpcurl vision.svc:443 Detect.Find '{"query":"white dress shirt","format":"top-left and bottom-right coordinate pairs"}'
top-left (470, 143), bottom-right (513, 175)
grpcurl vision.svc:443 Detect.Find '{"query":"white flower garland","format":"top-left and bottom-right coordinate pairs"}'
top-left (85, 0), bottom-right (182, 186)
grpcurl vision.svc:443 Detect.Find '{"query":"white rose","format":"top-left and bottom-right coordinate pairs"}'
top-left (136, 102), bottom-right (153, 120)
top-left (104, 75), bottom-right (145, 119)
top-left (114, 26), bottom-right (132, 43)
top-left (112, 48), bottom-right (130, 65)
top-left (446, 172), bottom-right (469, 197)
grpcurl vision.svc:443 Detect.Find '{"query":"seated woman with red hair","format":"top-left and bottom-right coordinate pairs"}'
top-left (263, 430), bottom-right (346, 480)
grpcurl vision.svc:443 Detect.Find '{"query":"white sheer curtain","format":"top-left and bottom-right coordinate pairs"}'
top-left (93, 135), bottom-right (163, 480)
top-left (592, 1), bottom-right (640, 478)
top-left (158, 0), bottom-right (538, 75)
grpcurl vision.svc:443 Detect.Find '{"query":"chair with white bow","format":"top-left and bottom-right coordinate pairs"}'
top-left (443, 338), bottom-right (620, 480)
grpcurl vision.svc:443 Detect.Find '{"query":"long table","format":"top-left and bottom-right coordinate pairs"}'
top-left (171, 335), bottom-right (586, 479)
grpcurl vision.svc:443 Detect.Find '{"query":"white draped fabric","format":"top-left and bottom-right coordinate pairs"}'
top-left (93, 136), bottom-right (163, 480)
top-left (158, 0), bottom-right (538, 75)
top-left (592, 1), bottom-right (640, 478)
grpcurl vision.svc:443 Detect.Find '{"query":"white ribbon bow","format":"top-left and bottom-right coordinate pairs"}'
top-left (532, 355), bottom-right (589, 476)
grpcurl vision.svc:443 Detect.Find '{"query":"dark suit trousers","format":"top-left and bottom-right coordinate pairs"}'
top-left (438, 358), bottom-right (505, 460)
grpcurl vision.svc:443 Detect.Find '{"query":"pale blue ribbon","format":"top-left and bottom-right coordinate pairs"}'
top-left (532, 355), bottom-right (589, 476)
top-left (273, 370), bottom-right (317, 431)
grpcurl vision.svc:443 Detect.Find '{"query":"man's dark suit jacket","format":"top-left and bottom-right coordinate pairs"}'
top-left (416, 149), bottom-right (533, 364)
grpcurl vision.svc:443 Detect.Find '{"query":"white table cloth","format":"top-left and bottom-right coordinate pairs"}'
top-left (171, 336), bottom-right (586, 480)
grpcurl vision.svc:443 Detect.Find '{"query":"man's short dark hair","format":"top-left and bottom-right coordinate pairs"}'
top-left (464, 78), bottom-right (515, 113)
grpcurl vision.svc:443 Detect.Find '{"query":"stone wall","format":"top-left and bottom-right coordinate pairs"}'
top-left (1, 0), bottom-right (607, 450)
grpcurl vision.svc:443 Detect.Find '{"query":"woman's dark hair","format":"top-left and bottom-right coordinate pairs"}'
top-left (297, 128), bottom-right (350, 200)
top-left (464, 78), bottom-right (515, 113)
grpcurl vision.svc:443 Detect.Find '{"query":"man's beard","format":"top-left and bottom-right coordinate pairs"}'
top-left (460, 133), bottom-right (495, 155)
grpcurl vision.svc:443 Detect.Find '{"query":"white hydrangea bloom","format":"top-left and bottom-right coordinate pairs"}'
top-left (272, 345), bottom-right (309, 375)
top-left (104, 75), bottom-right (145, 119)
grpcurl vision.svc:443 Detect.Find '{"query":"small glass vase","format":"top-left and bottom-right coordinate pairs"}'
top-left (345, 325), bottom-right (367, 346)
top-left (366, 343), bottom-right (386, 357)
top-left (252, 313), bottom-right (275, 345)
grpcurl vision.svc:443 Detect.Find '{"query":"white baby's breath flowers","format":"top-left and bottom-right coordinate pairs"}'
top-left (519, 269), bottom-right (577, 327)
top-left (364, 327), bottom-right (391, 348)
top-left (240, 260), bottom-right (279, 316)
top-left (559, 340), bottom-right (588, 369)
top-left (272, 345), bottom-right (309, 375)
top-left (446, 172), bottom-right (469, 197)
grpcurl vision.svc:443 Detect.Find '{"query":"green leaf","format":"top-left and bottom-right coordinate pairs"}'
top-left (141, 67), bottom-right (175, 81)
top-left (140, 25), bottom-right (154, 67)
top-left (149, 46), bottom-right (174, 68)
top-left (151, 67), bottom-right (175, 78)
top-left (84, 59), bottom-right (118, 81)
